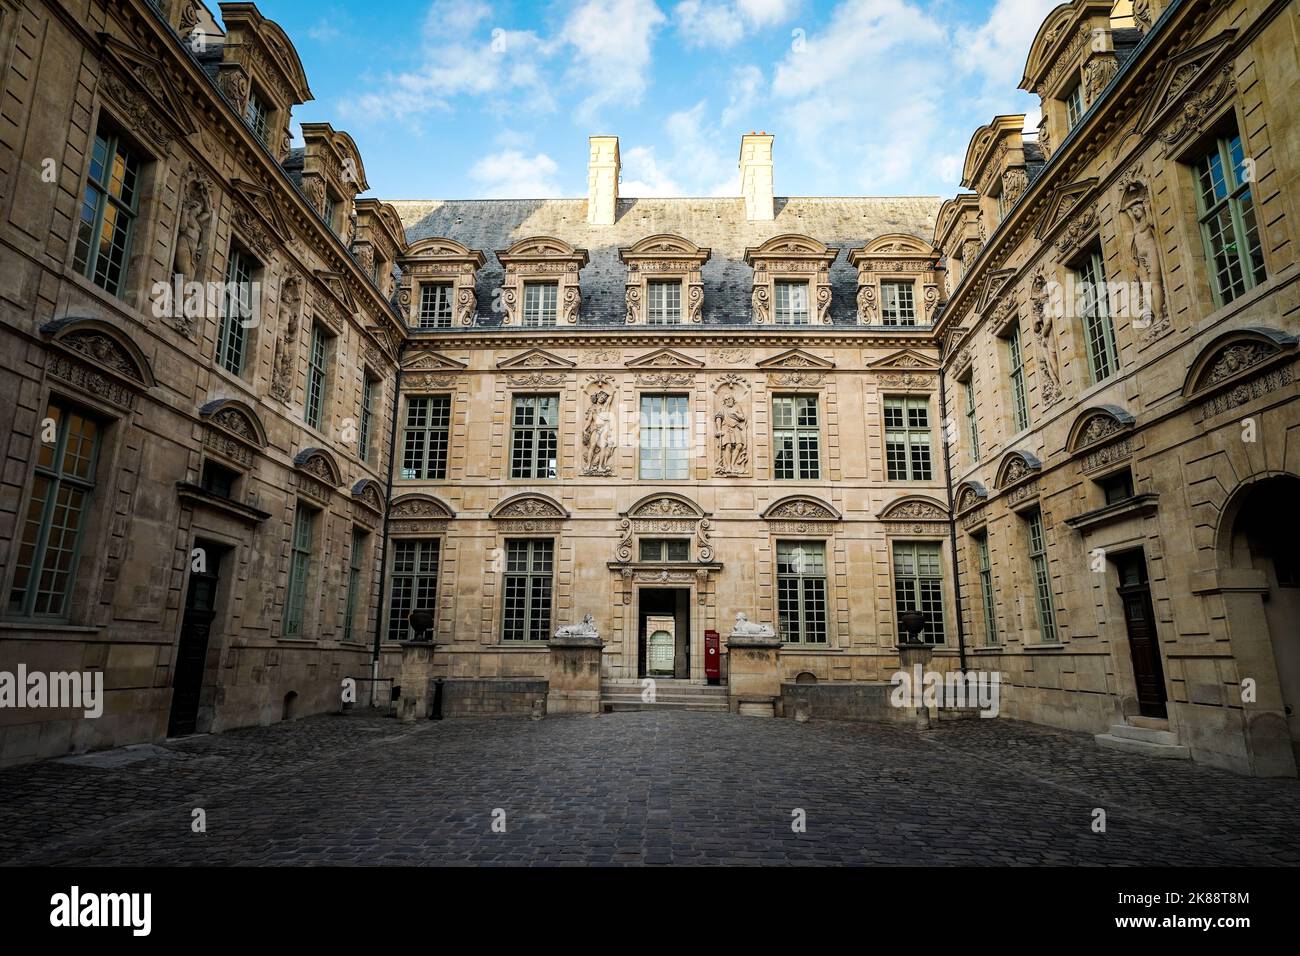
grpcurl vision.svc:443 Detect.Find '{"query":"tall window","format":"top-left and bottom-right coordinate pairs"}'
top-left (1006, 322), bottom-right (1030, 432)
top-left (772, 395), bottom-right (820, 480)
top-left (776, 541), bottom-right (828, 644)
top-left (893, 541), bottom-right (945, 644)
top-left (387, 539), bottom-right (440, 642)
top-left (343, 529), bottom-right (368, 642)
top-left (8, 403), bottom-right (99, 618)
top-left (522, 282), bottom-right (558, 326)
top-left (73, 124), bottom-right (141, 297)
top-left (881, 281), bottom-right (916, 326)
top-left (243, 88), bottom-right (269, 144)
top-left (963, 377), bottom-right (980, 464)
top-left (284, 504), bottom-right (316, 637)
top-left (418, 283), bottom-right (453, 328)
top-left (502, 539), bottom-right (553, 642)
top-left (401, 395), bottom-right (451, 480)
top-left (510, 395), bottom-right (559, 479)
top-left (304, 323), bottom-right (332, 431)
top-left (774, 281), bottom-right (810, 324)
top-left (216, 247), bottom-right (257, 375)
top-left (1076, 248), bottom-right (1119, 384)
top-left (975, 533), bottom-right (997, 645)
top-left (1026, 509), bottom-right (1058, 643)
top-left (647, 280), bottom-right (682, 325)
top-left (884, 397), bottom-right (932, 481)
top-left (639, 394), bottom-right (690, 480)
top-left (322, 193), bottom-right (338, 235)
top-left (1195, 129), bottom-right (1266, 305)
top-left (1064, 81), bottom-right (1084, 131)
top-left (358, 376), bottom-right (377, 463)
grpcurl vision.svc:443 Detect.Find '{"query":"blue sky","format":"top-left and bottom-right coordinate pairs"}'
top-left (262, 0), bottom-right (1062, 200)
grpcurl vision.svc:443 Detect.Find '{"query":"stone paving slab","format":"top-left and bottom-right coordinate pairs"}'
top-left (0, 712), bottom-right (1297, 866)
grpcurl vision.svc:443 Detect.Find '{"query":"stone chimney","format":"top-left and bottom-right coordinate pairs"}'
top-left (587, 135), bottom-right (619, 225)
top-left (739, 131), bottom-right (774, 221)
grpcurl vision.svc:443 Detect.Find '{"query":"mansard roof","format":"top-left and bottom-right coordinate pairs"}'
top-left (390, 196), bottom-right (939, 327)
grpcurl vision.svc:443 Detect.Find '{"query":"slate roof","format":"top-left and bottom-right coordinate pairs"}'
top-left (389, 196), bottom-right (941, 327)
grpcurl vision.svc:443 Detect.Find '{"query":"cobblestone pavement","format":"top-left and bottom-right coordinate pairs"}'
top-left (1, 712), bottom-right (1297, 866)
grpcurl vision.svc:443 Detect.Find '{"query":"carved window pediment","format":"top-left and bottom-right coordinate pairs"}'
top-left (230, 179), bottom-right (293, 246)
top-left (743, 234), bottom-right (837, 324)
top-left (41, 318), bottom-right (156, 391)
top-left (867, 349), bottom-right (940, 373)
top-left (756, 348), bottom-right (835, 371)
top-left (496, 236), bottom-right (589, 325)
top-left (761, 496), bottom-right (841, 522)
top-left (625, 347), bottom-right (704, 370)
top-left (1182, 327), bottom-right (1298, 400)
top-left (1066, 405), bottom-right (1136, 455)
top-left (199, 398), bottom-right (268, 448)
top-left (352, 479), bottom-right (387, 516)
top-left (1135, 31), bottom-right (1239, 149)
top-left (397, 237), bottom-right (486, 327)
top-left (490, 493), bottom-right (569, 520)
top-left (403, 350), bottom-right (468, 372)
top-left (1033, 178), bottom-right (1099, 242)
top-left (98, 35), bottom-right (197, 145)
top-left (955, 481), bottom-right (989, 514)
top-left (619, 234), bottom-right (711, 324)
top-left (995, 450), bottom-right (1043, 489)
top-left (389, 493), bottom-right (454, 521)
top-left (877, 496), bottom-right (949, 522)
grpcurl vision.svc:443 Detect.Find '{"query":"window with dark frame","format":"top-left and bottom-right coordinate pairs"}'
top-left (892, 540), bottom-right (945, 644)
top-left (1193, 127), bottom-right (1267, 305)
top-left (418, 283), bottom-right (454, 328)
top-left (774, 280), bottom-right (810, 324)
top-left (776, 541), bottom-right (828, 644)
top-left (358, 375), bottom-right (377, 463)
top-left (1006, 321), bottom-right (1030, 433)
top-left (216, 246), bottom-right (257, 375)
top-left (647, 280), bottom-right (682, 324)
top-left (880, 281), bottom-right (916, 326)
top-left (639, 539), bottom-right (690, 562)
top-left (200, 459), bottom-right (239, 500)
top-left (343, 528), bottom-right (368, 642)
top-left (401, 395), bottom-right (451, 480)
top-left (387, 538), bottom-right (440, 643)
top-left (304, 322), bottom-right (332, 431)
top-left (510, 394), bottom-right (559, 479)
top-left (1026, 508), bottom-right (1059, 643)
top-left (772, 395), bottom-right (820, 480)
top-left (73, 123), bottom-right (142, 297)
top-left (502, 539), bottom-right (553, 642)
top-left (975, 533), bottom-right (997, 645)
top-left (284, 503), bottom-right (317, 637)
top-left (522, 282), bottom-right (558, 326)
top-left (884, 397), bottom-right (932, 481)
top-left (1076, 246), bottom-right (1119, 384)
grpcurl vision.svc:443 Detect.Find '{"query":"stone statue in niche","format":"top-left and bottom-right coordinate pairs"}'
top-left (582, 382), bottom-right (616, 476)
top-left (1029, 271), bottom-right (1062, 404)
top-left (270, 277), bottom-right (302, 403)
top-left (713, 391), bottom-right (749, 476)
top-left (1119, 167), bottom-right (1167, 335)
top-left (173, 173), bottom-right (212, 282)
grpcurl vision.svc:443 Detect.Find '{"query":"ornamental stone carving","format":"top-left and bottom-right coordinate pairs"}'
top-left (744, 235), bottom-right (837, 324)
top-left (712, 375), bottom-right (750, 477)
top-left (496, 236), bottom-right (588, 325)
top-left (270, 275), bottom-right (303, 404)
top-left (172, 168), bottom-right (214, 332)
top-left (581, 375), bottom-right (617, 477)
top-left (1118, 163), bottom-right (1168, 338)
top-left (1157, 66), bottom-right (1235, 149)
top-left (396, 238), bottom-right (487, 328)
top-left (730, 613), bottom-right (776, 639)
top-left (849, 235), bottom-right (942, 326)
top-left (1029, 270), bottom-right (1062, 406)
top-left (554, 614), bottom-right (599, 640)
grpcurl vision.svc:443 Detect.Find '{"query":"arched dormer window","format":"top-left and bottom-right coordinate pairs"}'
top-left (496, 236), bottom-right (588, 326)
top-left (743, 234), bottom-right (837, 325)
top-left (618, 234), bottom-right (711, 325)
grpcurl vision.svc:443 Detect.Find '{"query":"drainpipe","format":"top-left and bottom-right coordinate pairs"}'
top-left (937, 366), bottom-right (969, 672)
top-left (371, 346), bottom-right (406, 705)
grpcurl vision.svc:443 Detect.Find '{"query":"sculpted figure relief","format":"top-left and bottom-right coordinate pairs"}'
top-left (555, 613), bottom-right (599, 639)
top-left (1120, 169), bottom-right (1167, 334)
top-left (582, 384), bottom-right (616, 476)
top-left (173, 174), bottom-right (213, 281)
top-left (713, 393), bottom-right (749, 476)
top-left (1029, 271), bottom-right (1062, 404)
top-left (731, 613), bottom-right (776, 638)
top-left (270, 277), bottom-right (302, 403)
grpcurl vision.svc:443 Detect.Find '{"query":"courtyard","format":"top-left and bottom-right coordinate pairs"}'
top-left (0, 711), bottom-right (1297, 866)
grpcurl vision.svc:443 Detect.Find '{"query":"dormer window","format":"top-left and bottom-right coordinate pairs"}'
top-left (244, 88), bottom-right (270, 144)
top-left (397, 237), bottom-right (486, 329)
top-left (880, 281), bottom-right (916, 326)
top-left (1064, 80), bottom-right (1085, 131)
top-left (496, 236), bottom-right (587, 326)
top-left (647, 280), bottom-right (682, 325)
top-left (619, 234), bottom-right (710, 325)
top-left (774, 280), bottom-right (810, 325)
top-left (523, 282), bottom-right (559, 327)
top-left (418, 283), bottom-right (453, 329)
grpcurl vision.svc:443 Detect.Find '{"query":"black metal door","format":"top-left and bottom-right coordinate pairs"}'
top-left (1116, 553), bottom-right (1166, 718)
top-left (168, 557), bottom-right (221, 737)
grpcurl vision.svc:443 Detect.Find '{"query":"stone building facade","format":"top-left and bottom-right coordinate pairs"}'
top-left (935, 0), bottom-right (1299, 776)
top-left (0, 0), bottom-right (1296, 778)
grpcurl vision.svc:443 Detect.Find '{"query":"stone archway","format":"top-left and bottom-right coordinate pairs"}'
top-left (1219, 473), bottom-right (1300, 775)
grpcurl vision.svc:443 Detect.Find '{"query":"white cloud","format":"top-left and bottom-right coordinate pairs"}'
top-left (468, 149), bottom-right (562, 197)
top-left (737, 0), bottom-right (799, 27)
top-left (562, 0), bottom-right (667, 120)
top-left (721, 64), bottom-right (764, 128)
top-left (673, 0), bottom-right (797, 49)
top-left (620, 101), bottom-right (736, 197)
top-left (954, 0), bottom-right (1061, 93)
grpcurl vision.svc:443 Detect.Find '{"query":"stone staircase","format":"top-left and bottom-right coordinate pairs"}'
top-left (1095, 716), bottom-right (1190, 759)
top-left (600, 678), bottom-right (729, 713)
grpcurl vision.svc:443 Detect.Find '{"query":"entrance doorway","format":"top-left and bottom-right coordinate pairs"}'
top-left (638, 588), bottom-right (690, 679)
top-left (1113, 550), bottom-right (1166, 719)
top-left (168, 541), bottom-right (227, 737)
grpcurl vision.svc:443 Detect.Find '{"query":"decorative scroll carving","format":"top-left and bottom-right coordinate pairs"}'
top-left (619, 235), bottom-right (710, 325)
top-left (710, 347), bottom-right (752, 364)
top-left (46, 354), bottom-right (135, 409)
top-left (848, 234), bottom-right (942, 326)
top-left (1157, 66), bottom-right (1235, 149)
top-left (496, 236), bottom-right (588, 325)
top-left (581, 375), bottom-right (616, 477)
top-left (711, 375), bottom-right (750, 477)
top-left (880, 498), bottom-right (947, 521)
top-left (635, 372), bottom-right (693, 387)
top-left (100, 69), bottom-right (170, 149)
top-left (1055, 204), bottom-right (1098, 257)
top-left (744, 235), bottom-right (837, 325)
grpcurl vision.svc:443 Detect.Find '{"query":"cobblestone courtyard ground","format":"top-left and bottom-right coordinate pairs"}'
top-left (1, 712), bottom-right (1297, 866)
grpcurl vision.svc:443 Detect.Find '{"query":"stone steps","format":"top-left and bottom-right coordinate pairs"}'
top-left (1095, 722), bottom-right (1190, 760)
top-left (600, 680), bottom-right (729, 713)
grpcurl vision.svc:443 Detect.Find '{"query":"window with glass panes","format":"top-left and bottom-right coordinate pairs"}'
top-left (1006, 322), bottom-right (1030, 432)
top-left (639, 394), bottom-right (690, 479)
top-left (776, 541), bottom-right (828, 644)
top-left (8, 404), bottom-right (99, 618)
top-left (387, 539), bottom-right (440, 642)
top-left (772, 395), bottom-right (820, 480)
top-left (1194, 129), bottom-right (1267, 305)
top-left (639, 539), bottom-right (690, 562)
top-left (502, 539), bottom-right (553, 642)
top-left (881, 281), bottom-right (916, 325)
top-left (343, 529), bottom-right (367, 642)
top-left (284, 504), bottom-right (316, 637)
top-left (892, 541), bottom-right (945, 644)
top-left (774, 280), bottom-right (810, 324)
top-left (358, 376), bottom-right (377, 462)
top-left (1026, 509), bottom-right (1059, 642)
top-left (322, 193), bottom-right (338, 234)
top-left (216, 247), bottom-right (257, 375)
top-left (522, 282), bottom-right (558, 326)
top-left (510, 395), bottom-right (559, 478)
top-left (963, 376), bottom-right (980, 464)
top-left (304, 323), bottom-right (331, 430)
top-left (1064, 82), bottom-right (1084, 130)
top-left (73, 125), bottom-right (141, 297)
top-left (243, 89), bottom-right (270, 144)
top-left (647, 280), bottom-right (682, 324)
top-left (884, 397), bottom-right (932, 481)
top-left (1076, 248), bottom-right (1119, 383)
top-left (975, 533), bottom-right (997, 645)
top-left (401, 395), bottom-right (451, 480)
top-left (418, 283), bottom-right (453, 328)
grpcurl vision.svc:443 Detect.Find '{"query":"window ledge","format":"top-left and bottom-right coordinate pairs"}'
top-left (779, 645), bottom-right (842, 653)
top-left (1022, 642), bottom-right (1067, 652)
top-left (971, 645), bottom-right (1006, 654)
top-left (0, 622), bottom-right (104, 635)
top-left (1063, 493), bottom-right (1159, 533)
